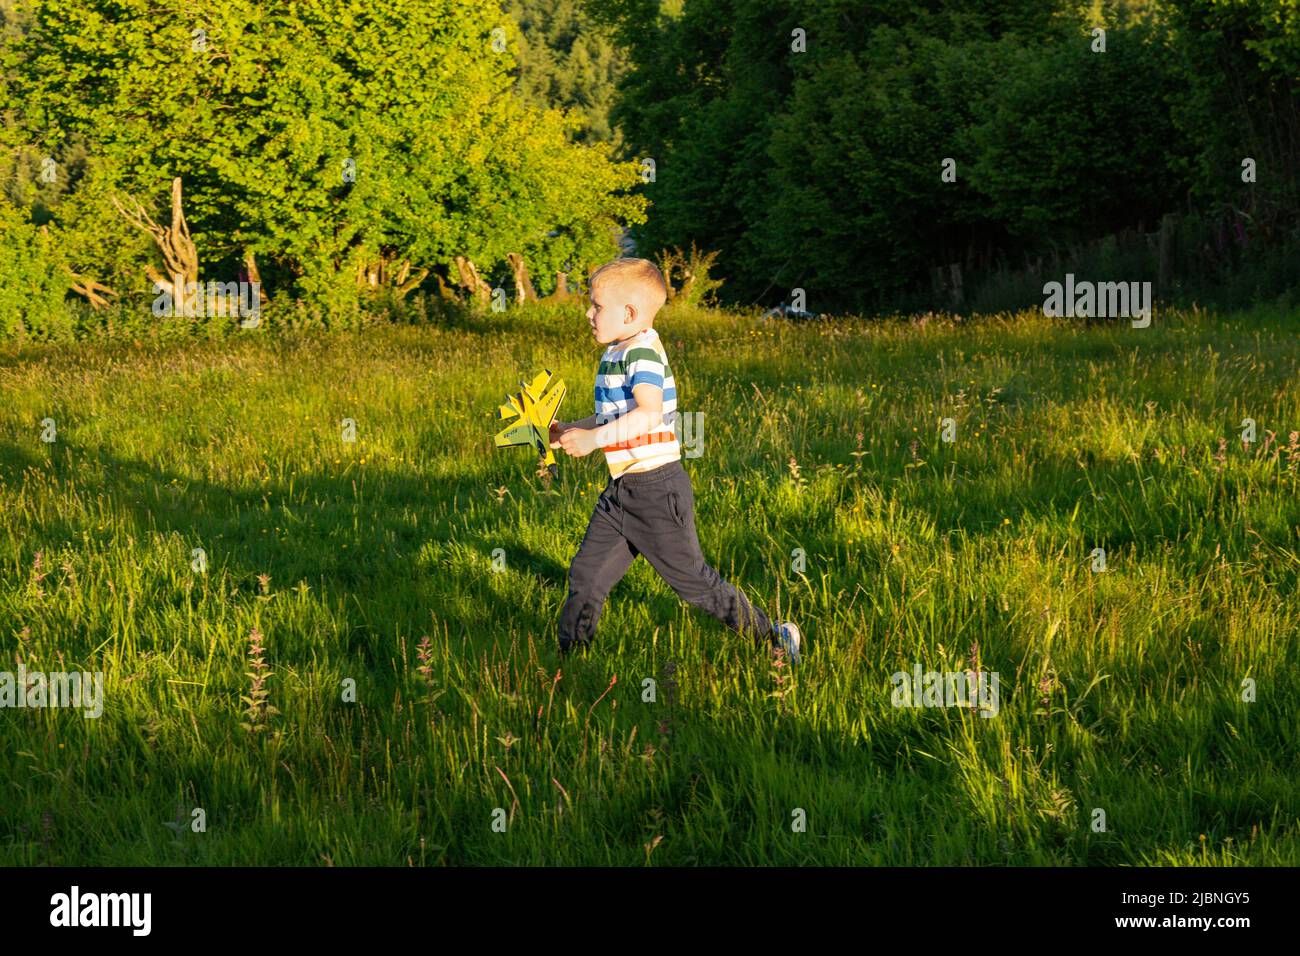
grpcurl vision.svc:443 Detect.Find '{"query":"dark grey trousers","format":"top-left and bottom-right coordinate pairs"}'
top-left (558, 459), bottom-right (776, 653)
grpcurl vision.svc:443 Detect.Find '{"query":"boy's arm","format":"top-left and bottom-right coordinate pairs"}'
top-left (554, 385), bottom-right (664, 456)
top-left (590, 384), bottom-right (663, 447)
top-left (550, 413), bottom-right (598, 449)
top-left (557, 346), bottom-right (668, 454)
top-left (591, 343), bottom-right (669, 447)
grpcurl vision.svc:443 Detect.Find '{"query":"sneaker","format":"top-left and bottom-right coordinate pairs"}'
top-left (771, 621), bottom-right (801, 665)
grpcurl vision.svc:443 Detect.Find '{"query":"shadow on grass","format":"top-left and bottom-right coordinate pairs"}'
top-left (1, 435), bottom-right (693, 653)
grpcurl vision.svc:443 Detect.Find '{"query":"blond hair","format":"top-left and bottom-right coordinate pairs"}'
top-left (589, 258), bottom-right (668, 317)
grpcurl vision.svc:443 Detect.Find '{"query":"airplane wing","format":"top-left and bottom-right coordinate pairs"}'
top-left (494, 421), bottom-right (540, 447)
top-left (493, 369), bottom-right (566, 472)
top-left (535, 380), bottom-right (565, 425)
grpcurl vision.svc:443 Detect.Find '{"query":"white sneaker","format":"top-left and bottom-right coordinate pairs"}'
top-left (771, 621), bottom-right (801, 665)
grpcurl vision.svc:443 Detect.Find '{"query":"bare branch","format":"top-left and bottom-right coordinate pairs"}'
top-left (113, 177), bottom-right (199, 297)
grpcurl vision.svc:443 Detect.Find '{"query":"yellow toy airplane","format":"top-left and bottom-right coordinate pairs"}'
top-left (494, 369), bottom-right (567, 476)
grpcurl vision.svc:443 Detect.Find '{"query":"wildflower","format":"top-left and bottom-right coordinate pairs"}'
top-left (28, 551), bottom-right (47, 598)
top-left (240, 626), bottom-right (280, 734)
top-left (416, 636), bottom-right (435, 683)
top-left (787, 456), bottom-right (807, 489)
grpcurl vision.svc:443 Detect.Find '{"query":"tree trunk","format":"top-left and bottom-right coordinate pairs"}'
top-left (42, 224), bottom-right (117, 310)
top-left (243, 250), bottom-right (269, 310)
top-left (453, 255), bottom-right (492, 304)
top-left (434, 272), bottom-right (458, 301)
top-left (396, 265), bottom-right (429, 296)
top-left (676, 265), bottom-right (696, 303)
top-left (69, 273), bottom-right (116, 310)
top-left (542, 271), bottom-right (583, 303)
top-left (113, 177), bottom-right (199, 299)
top-left (506, 252), bottom-right (538, 304)
top-left (354, 256), bottom-right (428, 297)
top-left (661, 260), bottom-right (677, 300)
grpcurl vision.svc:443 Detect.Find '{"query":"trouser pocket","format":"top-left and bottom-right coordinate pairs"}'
top-left (665, 471), bottom-right (693, 530)
top-left (667, 490), bottom-right (687, 528)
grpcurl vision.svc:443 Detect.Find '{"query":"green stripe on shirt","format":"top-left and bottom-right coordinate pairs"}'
top-left (597, 347), bottom-right (666, 377)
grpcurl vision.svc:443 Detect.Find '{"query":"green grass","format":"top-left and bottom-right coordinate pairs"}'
top-left (1, 301), bottom-right (1297, 865)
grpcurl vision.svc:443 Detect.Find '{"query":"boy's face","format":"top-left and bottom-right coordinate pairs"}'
top-left (586, 279), bottom-right (638, 345)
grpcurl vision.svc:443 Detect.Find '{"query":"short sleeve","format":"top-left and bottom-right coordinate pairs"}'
top-left (624, 346), bottom-right (665, 391)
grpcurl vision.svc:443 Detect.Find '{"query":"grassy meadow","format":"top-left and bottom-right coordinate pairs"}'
top-left (1, 302), bottom-right (1298, 865)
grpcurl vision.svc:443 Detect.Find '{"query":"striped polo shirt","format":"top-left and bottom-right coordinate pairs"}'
top-left (595, 327), bottom-right (680, 478)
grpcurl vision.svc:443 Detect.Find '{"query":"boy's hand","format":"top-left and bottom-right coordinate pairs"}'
top-left (558, 427), bottom-right (599, 457)
top-left (549, 420), bottom-right (565, 449)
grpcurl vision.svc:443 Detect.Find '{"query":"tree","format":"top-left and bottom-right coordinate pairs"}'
top-left (10, 0), bottom-right (646, 311)
top-left (505, 0), bottom-right (631, 152)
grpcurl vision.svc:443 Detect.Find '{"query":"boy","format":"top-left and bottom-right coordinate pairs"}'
top-left (550, 258), bottom-right (802, 663)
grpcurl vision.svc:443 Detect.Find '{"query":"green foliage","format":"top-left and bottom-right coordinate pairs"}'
top-left (506, 0), bottom-right (631, 152)
top-left (594, 0), bottom-right (804, 301)
top-left (658, 241), bottom-right (723, 307)
top-left (597, 0), bottom-right (1300, 313)
top-left (966, 23), bottom-right (1183, 247)
top-left (5, 0), bottom-right (1297, 329)
top-left (0, 195), bottom-right (71, 340)
top-left (5, 0), bottom-right (645, 322)
top-left (1163, 0), bottom-right (1300, 235)
top-left (758, 29), bottom-right (988, 306)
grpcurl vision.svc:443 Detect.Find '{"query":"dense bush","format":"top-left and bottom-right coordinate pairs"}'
top-left (597, 0), bottom-right (1300, 314)
top-left (3, 0), bottom-right (1297, 337)
top-left (2, 0), bottom-right (645, 325)
top-left (0, 197), bottom-right (71, 340)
